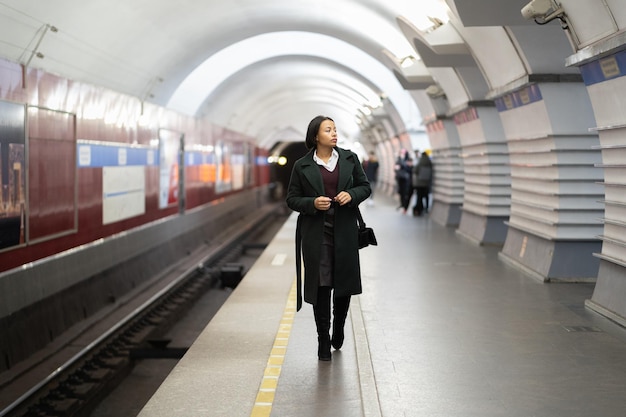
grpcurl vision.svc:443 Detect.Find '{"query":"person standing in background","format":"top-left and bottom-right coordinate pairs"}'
top-left (394, 149), bottom-right (412, 213)
top-left (412, 150), bottom-right (433, 216)
top-left (362, 151), bottom-right (379, 206)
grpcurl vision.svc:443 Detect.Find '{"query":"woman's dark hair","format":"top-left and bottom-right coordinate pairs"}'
top-left (305, 115), bottom-right (334, 150)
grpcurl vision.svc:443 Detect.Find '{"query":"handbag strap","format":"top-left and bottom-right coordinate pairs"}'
top-left (356, 207), bottom-right (366, 230)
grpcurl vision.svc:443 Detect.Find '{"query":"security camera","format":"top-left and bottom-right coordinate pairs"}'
top-left (521, 0), bottom-right (554, 19)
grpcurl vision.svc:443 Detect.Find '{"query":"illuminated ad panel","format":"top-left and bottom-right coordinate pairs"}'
top-left (0, 100), bottom-right (25, 249)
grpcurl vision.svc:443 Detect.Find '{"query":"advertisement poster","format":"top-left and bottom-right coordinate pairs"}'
top-left (158, 129), bottom-right (181, 209)
top-left (214, 140), bottom-right (232, 194)
top-left (0, 100), bottom-right (26, 250)
top-left (230, 142), bottom-right (246, 191)
top-left (102, 165), bottom-right (146, 224)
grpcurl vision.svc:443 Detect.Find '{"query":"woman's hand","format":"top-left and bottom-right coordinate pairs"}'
top-left (315, 196), bottom-right (333, 211)
top-left (334, 191), bottom-right (352, 206)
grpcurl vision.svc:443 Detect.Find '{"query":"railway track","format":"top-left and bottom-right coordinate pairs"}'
top-left (0, 205), bottom-right (288, 417)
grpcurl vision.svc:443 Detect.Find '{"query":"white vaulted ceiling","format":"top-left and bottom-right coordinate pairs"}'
top-left (0, 0), bottom-right (453, 148)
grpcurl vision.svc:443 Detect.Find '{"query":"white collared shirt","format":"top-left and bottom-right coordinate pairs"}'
top-left (313, 148), bottom-right (339, 172)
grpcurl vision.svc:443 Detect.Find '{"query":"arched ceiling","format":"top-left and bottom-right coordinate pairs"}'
top-left (0, 0), bottom-right (451, 149)
top-left (193, 40), bottom-right (404, 148)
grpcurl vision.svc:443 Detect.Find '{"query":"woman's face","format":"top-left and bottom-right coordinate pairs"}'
top-left (317, 120), bottom-right (337, 148)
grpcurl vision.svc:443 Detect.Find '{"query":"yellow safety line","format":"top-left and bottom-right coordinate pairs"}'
top-left (250, 279), bottom-right (297, 417)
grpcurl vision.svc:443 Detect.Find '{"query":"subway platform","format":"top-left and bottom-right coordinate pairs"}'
top-left (137, 194), bottom-right (626, 417)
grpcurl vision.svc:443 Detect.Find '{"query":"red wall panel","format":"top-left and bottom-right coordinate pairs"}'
top-left (27, 107), bottom-right (76, 240)
top-left (0, 58), bottom-right (270, 273)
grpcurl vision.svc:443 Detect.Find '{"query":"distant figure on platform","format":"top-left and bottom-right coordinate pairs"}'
top-left (412, 150), bottom-right (433, 216)
top-left (394, 148), bottom-right (412, 213)
top-left (286, 115), bottom-right (371, 361)
top-left (362, 151), bottom-right (379, 205)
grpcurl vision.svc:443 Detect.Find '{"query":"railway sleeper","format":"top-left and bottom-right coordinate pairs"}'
top-left (65, 382), bottom-right (97, 399)
top-left (33, 397), bottom-right (80, 416)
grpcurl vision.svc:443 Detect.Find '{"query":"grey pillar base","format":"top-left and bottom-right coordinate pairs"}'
top-left (499, 226), bottom-right (601, 282)
top-left (586, 260), bottom-right (626, 327)
top-left (456, 210), bottom-right (508, 246)
top-left (430, 201), bottom-right (462, 227)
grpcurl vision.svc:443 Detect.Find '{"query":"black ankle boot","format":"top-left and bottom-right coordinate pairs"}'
top-left (318, 335), bottom-right (331, 361)
top-left (331, 324), bottom-right (344, 350)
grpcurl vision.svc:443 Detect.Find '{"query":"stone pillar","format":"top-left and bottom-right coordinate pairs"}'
top-left (497, 83), bottom-right (603, 281)
top-left (427, 118), bottom-right (464, 227)
top-left (568, 44), bottom-right (626, 325)
top-left (454, 104), bottom-right (510, 245)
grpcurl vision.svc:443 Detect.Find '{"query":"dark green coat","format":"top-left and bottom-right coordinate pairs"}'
top-left (286, 147), bottom-right (371, 308)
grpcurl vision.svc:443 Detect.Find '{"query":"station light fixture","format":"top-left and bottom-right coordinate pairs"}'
top-left (400, 55), bottom-right (415, 68)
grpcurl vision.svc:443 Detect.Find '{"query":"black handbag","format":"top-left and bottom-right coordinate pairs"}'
top-left (357, 208), bottom-right (377, 249)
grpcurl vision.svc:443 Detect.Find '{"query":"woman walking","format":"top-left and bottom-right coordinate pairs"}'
top-left (286, 115), bottom-right (371, 361)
